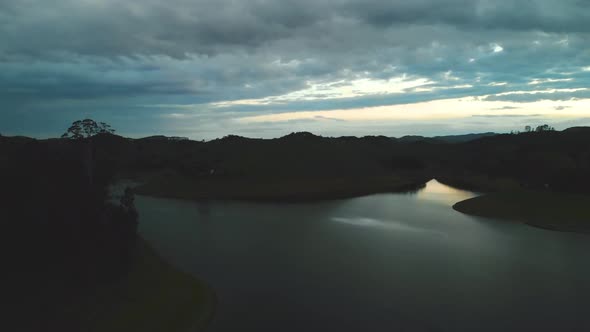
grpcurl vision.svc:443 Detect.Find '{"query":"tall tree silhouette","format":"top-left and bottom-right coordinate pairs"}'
top-left (61, 119), bottom-right (115, 186)
top-left (535, 124), bottom-right (555, 132)
top-left (61, 119), bottom-right (114, 139)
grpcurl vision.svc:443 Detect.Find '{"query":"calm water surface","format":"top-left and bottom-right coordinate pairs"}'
top-left (137, 180), bottom-right (590, 332)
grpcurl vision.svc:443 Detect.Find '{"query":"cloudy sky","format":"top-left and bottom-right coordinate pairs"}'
top-left (1, 0), bottom-right (590, 139)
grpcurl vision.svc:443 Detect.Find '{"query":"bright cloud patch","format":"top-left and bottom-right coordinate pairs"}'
top-left (235, 97), bottom-right (590, 124)
top-left (528, 78), bottom-right (574, 85)
top-left (212, 76), bottom-right (435, 107)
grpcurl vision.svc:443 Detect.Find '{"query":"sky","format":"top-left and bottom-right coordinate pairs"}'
top-left (1, 0), bottom-right (590, 139)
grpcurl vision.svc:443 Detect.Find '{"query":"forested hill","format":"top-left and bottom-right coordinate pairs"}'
top-left (397, 132), bottom-right (497, 143)
top-left (2, 126), bottom-right (590, 196)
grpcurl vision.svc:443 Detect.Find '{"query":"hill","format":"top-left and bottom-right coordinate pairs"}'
top-left (3, 126), bottom-right (590, 201)
top-left (396, 132), bottom-right (497, 143)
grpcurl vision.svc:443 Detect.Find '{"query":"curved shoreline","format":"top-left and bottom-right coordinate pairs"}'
top-left (453, 192), bottom-right (590, 234)
top-left (133, 174), bottom-right (430, 203)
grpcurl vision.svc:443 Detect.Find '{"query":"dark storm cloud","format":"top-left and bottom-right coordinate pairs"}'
top-left (2, 0), bottom-right (590, 57)
top-left (345, 0), bottom-right (590, 32)
top-left (1, 0), bottom-right (590, 137)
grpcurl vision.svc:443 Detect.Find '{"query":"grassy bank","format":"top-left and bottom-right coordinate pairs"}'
top-left (134, 172), bottom-right (429, 202)
top-left (88, 237), bottom-right (216, 332)
top-left (453, 191), bottom-right (590, 234)
top-left (24, 237), bottom-right (215, 332)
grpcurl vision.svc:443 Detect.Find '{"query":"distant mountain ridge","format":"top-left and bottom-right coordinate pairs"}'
top-left (397, 132), bottom-right (498, 143)
top-left (3, 126), bottom-right (590, 196)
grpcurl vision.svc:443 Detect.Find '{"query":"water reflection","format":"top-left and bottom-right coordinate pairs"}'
top-left (332, 216), bottom-right (447, 237)
top-left (415, 179), bottom-right (476, 205)
top-left (136, 178), bottom-right (590, 332)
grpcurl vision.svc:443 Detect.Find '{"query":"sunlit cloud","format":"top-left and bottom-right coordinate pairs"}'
top-left (528, 78), bottom-right (574, 85)
top-left (492, 88), bottom-right (588, 97)
top-left (235, 97), bottom-right (590, 124)
top-left (491, 43), bottom-right (504, 53)
top-left (211, 76), bottom-right (436, 107)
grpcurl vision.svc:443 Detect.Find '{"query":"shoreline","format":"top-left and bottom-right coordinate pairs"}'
top-left (130, 174), bottom-right (590, 236)
top-left (453, 192), bottom-right (590, 235)
top-left (133, 174), bottom-right (430, 203)
top-left (435, 174), bottom-right (520, 193)
top-left (82, 237), bottom-right (217, 332)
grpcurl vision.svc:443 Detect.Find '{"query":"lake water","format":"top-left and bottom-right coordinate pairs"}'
top-left (137, 179), bottom-right (590, 332)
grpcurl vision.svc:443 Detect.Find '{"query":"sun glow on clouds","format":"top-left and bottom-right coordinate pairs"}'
top-left (528, 78), bottom-right (574, 85)
top-left (235, 95), bottom-right (590, 124)
top-left (491, 43), bottom-right (504, 53)
top-left (493, 87), bottom-right (588, 96)
top-left (212, 76), bottom-right (435, 107)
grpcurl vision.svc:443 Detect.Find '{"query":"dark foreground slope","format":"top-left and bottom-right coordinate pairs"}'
top-left (83, 238), bottom-right (215, 332)
top-left (16, 237), bottom-right (215, 332)
top-left (1, 136), bottom-right (214, 332)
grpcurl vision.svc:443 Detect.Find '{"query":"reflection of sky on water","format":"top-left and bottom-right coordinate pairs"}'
top-left (415, 179), bottom-right (476, 206)
top-left (137, 177), bottom-right (590, 332)
top-left (330, 179), bottom-right (475, 237)
top-left (331, 216), bottom-right (447, 237)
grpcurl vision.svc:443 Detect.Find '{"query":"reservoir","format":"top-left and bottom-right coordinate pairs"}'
top-left (137, 180), bottom-right (590, 331)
